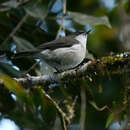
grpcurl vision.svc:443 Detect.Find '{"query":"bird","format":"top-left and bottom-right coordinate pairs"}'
top-left (13, 31), bottom-right (90, 72)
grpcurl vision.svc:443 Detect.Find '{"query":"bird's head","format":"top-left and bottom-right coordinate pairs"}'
top-left (74, 30), bottom-right (91, 45)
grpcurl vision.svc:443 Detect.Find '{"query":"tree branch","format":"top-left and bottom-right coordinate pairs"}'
top-left (0, 52), bottom-right (130, 88)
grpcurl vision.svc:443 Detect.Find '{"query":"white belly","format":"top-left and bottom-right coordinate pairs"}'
top-left (40, 44), bottom-right (86, 71)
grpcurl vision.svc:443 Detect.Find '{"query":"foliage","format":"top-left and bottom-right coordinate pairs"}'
top-left (0, 0), bottom-right (130, 130)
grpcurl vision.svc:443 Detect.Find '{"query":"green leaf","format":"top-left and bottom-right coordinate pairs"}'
top-left (0, 74), bottom-right (30, 103)
top-left (0, 62), bottom-right (20, 77)
top-left (32, 87), bottom-right (56, 122)
top-left (69, 11), bottom-right (112, 28)
top-left (13, 36), bottom-right (35, 52)
top-left (24, 4), bottom-right (49, 20)
top-left (1, 1), bottom-right (19, 8)
top-left (106, 113), bottom-right (115, 128)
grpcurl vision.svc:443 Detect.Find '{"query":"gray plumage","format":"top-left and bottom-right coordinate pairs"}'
top-left (13, 31), bottom-right (89, 72)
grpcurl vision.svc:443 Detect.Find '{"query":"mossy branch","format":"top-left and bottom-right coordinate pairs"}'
top-left (0, 52), bottom-right (130, 88)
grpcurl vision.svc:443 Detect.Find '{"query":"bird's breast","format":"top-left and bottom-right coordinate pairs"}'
top-left (40, 44), bottom-right (86, 71)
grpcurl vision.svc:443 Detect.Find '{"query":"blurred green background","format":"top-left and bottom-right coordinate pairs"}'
top-left (0, 0), bottom-right (130, 130)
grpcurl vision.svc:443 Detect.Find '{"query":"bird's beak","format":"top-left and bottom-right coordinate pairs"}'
top-left (86, 30), bottom-right (91, 34)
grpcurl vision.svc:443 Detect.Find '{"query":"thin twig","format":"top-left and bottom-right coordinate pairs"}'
top-left (56, 0), bottom-right (67, 38)
top-left (67, 96), bottom-right (78, 121)
top-left (63, 0), bottom-right (67, 15)
top-left (43, 90), bottom-right (70, 130)
top-left (79, 86), bottom-right (86, 130)
top-left (89, 101), bottom-right (113, 113)
top-left (1, 14), bottom-right (28, 48)
top-left (24, 61), bottom-right (40, 75)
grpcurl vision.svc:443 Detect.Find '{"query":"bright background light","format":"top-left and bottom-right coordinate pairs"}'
top-left (0, 119), bottom-right (19, 130)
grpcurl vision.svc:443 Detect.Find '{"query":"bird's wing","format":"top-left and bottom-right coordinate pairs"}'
top-left (37, 36), bottom-right (79, 51)
top-left (13, 36), bottom-right (79, 58)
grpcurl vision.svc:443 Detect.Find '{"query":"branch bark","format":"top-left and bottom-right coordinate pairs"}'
top-left (0, 52), bottom-right (130, 88)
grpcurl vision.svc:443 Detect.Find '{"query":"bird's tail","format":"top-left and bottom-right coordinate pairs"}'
top-left (12, 50), bottom-right (38, 59)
